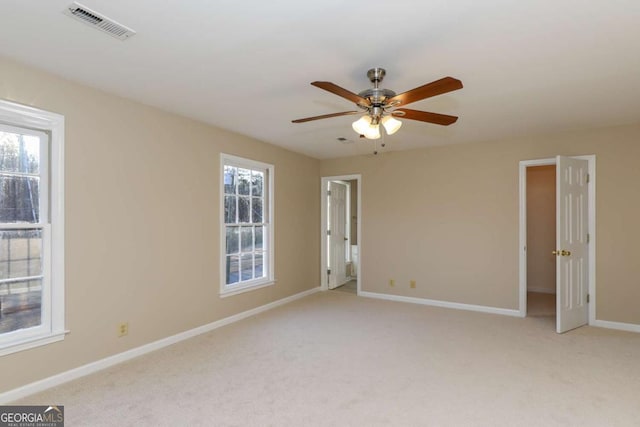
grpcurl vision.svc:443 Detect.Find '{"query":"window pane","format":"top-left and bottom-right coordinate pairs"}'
top-left (237, 168), bottom-right (251, 195)
top-left (252, 197), bottom-right (263, 223)
top-left (222, 157), bottom-right (272, 292)
top-left (0, 131), bottom-right (40, 175)
top-left (0, 279), bottom-right (42, 333)
top-left (226, 255), bottom-right (239, 285)
top-left (255, 226), bottom-right (264, 250)
top-left (0, 176), bottom-right (40, 223)
top-left (224, 166), bottom-right (236, 195)
top-left (224, 196), bottom-right (236, 224)
top-left (240, 254), bottom-right (253, 281)
top-left (225, 226), bottom-right (239, 255)
top-left (254, 253), bottom-right (264, 278)
top-left (0, 229), bottom-right (42, 280)
top-left (241, 227), bottom-right (253, 253)
top-left (238, 196), bottom-right (250, 223)
top-left (252, 171), bottom-right (263, 196)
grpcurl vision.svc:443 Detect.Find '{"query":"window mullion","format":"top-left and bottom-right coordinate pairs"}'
top-left (0, 223), bottom-right (45, 230)
top-left (0, 275), bottom-right (45, 284)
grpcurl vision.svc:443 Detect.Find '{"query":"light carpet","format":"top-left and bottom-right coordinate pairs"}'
top-left (526, 291), bottom-right (556, 317)
top-left (332, 280), bottom-right (357, 295)
top-left (13, 291), bottom-right (640, 426)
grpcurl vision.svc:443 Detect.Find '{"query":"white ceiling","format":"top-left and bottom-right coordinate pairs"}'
top-left (1, 1), bottom-right (640, 159)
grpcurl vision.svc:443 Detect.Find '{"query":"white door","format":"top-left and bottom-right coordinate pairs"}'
top-left (556, 156), bottom-right (589, 333)
top-left (328, 181), bottom-right (348, 289)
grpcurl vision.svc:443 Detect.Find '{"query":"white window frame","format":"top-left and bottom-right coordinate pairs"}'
top-left (220, 154), bottom-right (274, 297)
top-left (0, 99), bottom-right (65, 356)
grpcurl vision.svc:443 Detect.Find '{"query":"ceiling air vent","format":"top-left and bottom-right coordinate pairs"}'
top-left (64, 2), bottom-right (136, 40)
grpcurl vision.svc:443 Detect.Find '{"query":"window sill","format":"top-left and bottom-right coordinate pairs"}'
top-left (0, 330), bottom-right (69, 357)
top-left (220, 280), bottom-right (276, 298)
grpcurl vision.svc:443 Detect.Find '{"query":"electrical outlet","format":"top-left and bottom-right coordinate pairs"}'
top-left (118, 322), bottom-right (129, 337)
top-left (389, 279), bottom-right (395, 287)
top-left (410, 280), bottom-right (416, 289)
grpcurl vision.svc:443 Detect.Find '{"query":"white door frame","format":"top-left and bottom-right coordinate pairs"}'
top-left (328, 180), bottom-right (349, 289)
top-left (518, 155), bottom-right (596, 324)
top-left (321, 174), bottom-right (362, 294)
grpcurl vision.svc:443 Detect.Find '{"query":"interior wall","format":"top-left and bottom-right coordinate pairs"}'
top-left (0, 57), bottom-right (320, 394)
top-left (320, 123), bottom-right (640, 326)
top-left (526, 165), bottom-right (556, 294)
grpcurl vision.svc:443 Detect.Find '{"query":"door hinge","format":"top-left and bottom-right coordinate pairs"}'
top-left (587, 233), bottom-right (590, 244)
top-left (327, 190), bottom-right (331, 196)
top-left (586, 173), bottom-right (590, 183)
top-left (327, 269), bottom-right (331, 275)
top-left (327, 230), bottom-right (331, 236)
top-left (587, 293), bottom-right (590, 303)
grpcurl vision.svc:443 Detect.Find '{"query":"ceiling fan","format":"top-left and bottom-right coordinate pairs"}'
top-left (292, 68), bottom-right (463, 140)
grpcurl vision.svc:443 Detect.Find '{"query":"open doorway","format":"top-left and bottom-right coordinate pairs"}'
top-left (519, 156), bottom-right (596, 333)
top-left (525, 165), bottom-right (557, 318)
top-left (321, 175), bottom-right (361, 295)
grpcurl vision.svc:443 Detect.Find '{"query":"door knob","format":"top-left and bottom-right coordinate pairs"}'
top-left (552, 250), bottom-right (571, 256)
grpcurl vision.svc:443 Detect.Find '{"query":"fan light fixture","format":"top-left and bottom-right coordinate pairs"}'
top-left (351, 115), bottom-right (371, 134)
top-left (352, 114), bottom-right (402, 140)
top-left (381, 115), bottom-right (402, 135)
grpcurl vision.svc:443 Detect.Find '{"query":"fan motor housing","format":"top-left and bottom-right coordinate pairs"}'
top-left (358, 88), bottom-right (396, 106)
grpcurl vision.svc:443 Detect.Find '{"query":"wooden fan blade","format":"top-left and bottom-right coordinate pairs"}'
top-left (387, 77), bottom-right (463, 107)
top-left (292, 111), bottom-right (361, 123)
top-left (311, 82), bottom-right (370, 106)
top-left (393, 108), bottom-right (458, 125)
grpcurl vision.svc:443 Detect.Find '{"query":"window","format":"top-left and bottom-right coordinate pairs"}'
top-left (0, 100), bottom-right (64, 356)
top-left (220, 154), bottom-right (274, 296)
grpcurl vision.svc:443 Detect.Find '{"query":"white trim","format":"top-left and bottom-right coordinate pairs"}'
top-left (518, 158), bottom-right (555, 317)
top-left (0, 286), bottom-right (321, 404)
top-left (321, 174), bottom-right (362, 295)
top-left (219, 280), bottom-right (275, 298)
top-left (219, 153), bottom-right (274, 296)
top-left (0, 99), bottom-right (65, 354)
top-left (327, 180), bottom-right (350, 289)
top-left (344, 181), bottom-right (351, 263)
top-left (0, 99), bottom-right (64, 131)
top-left (0, 330), bottom-right (68, 358)
top-left (518, 156), bottom-right (596, 324)
top-left (360, 291), bottom-right (521, 317)
top-left (50, 106), bottom-right (65, 335)
top-left (591, 319), bottom-right (640, 334)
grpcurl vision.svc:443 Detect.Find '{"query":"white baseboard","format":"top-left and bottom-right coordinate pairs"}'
top-left (591, 319), bottom-right (640, 333)
top-left (527, 287), bottom-right (556, 295)
top-left (359, 291), bottom-right (640, 334)
top-left (359, 291), bottom-right (520, 317)
top-left (0, 286), bottom-right (321, 404)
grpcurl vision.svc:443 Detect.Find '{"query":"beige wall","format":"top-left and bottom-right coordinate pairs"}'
top-left (0, 57), bottom-right (320, 394)
top-left (320, 124), bottom-right (640, 325)
top-left (526, 165), bottom-right (556, 293)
